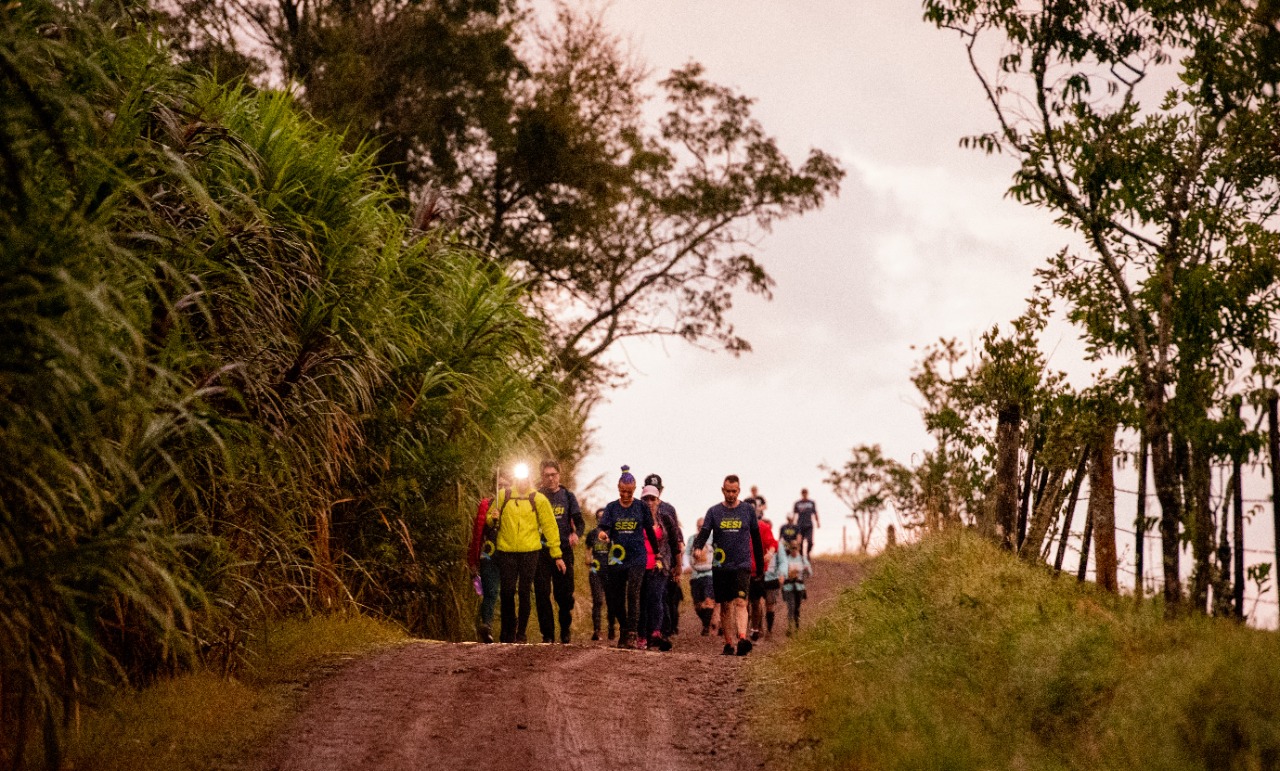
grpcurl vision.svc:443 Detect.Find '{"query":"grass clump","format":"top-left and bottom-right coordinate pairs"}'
top-left (65, 613), bottom-right (407, 771)
top-left (751, 529), bottom-right (1280, 770)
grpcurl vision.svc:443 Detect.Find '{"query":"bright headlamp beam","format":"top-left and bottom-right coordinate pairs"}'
top-left (512, 462), bottom-right (530, 481)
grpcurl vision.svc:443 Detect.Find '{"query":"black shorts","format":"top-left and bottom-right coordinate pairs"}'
top-left (748, 576), bottom-right (766, 601)
top-left (690, 575), bottom-right (714, 604)
top-left (712, 568), bottom-right (751, 603)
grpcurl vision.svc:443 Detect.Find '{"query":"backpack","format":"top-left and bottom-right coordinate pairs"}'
top-left (483, 488), bottom-right (538, 548)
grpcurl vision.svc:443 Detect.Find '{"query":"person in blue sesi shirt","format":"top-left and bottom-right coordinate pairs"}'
top-left (692, 474), bottom-right (765, 656)
top-left (595, 465), bottom-right (660, 649)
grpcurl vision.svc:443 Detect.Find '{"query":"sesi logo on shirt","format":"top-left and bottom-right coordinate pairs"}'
top-left (719, 519), bottom-right (743, 530)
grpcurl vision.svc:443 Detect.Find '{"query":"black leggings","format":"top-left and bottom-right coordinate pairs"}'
top-left (496, 550), bottom-right (539, 643)
top-left (605, 565), bottom-right (645, 639)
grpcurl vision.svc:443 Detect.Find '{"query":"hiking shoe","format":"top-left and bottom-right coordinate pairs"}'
top-left (515, 633), bottom-right (527, 644)
top-left (591, 632), bottom-right (601, 641)
top-left (722, 643), bottom-right (735, 656)
top-left (560, 636), bottom-right (571, 645)
top-left (477, 624), bottom-right (494, 644)
top-left (617, 633), bottom-right (632, 649)
top-left (542, 636), bottom-right (554, 644)
top-left (736, 638), bottom-right (753, 656)
top-left (655, 636), bottom-right (673, 652)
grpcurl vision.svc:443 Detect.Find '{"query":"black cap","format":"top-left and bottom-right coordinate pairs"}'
top-left (644, 473), bottom-right (663, 490)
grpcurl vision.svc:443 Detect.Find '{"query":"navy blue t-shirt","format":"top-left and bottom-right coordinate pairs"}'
top-left (793, 499), bottom-right (817, 528)
top-left (598, 499), bottom-right (657, 570)
top-left (539, 486), bottom-right (585, 556)
top-left (693, 501), bottom-right (764, 573)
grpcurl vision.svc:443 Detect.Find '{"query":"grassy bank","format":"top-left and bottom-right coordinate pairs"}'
top-left (64, 614), bottom-right (407, 771)
top-left (751, 530), bottom-right (1280, 770)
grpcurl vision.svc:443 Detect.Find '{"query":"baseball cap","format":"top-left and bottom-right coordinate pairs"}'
top-left (643, 473), bottom-right (663, 490)
top-left (640, 484), bottom-right (661, 499)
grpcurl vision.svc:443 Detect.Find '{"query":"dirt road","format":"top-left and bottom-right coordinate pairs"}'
top-left (257, 559), bottom-right (863, 771)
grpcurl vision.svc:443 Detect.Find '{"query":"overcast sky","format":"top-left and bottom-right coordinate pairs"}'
top-left (565, 0), bottom-right (1279, 624)
top-left (575, 0), bottom-right (1061, 537)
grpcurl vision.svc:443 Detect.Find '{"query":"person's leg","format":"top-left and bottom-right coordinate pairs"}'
top-left (765, 585), bottom-right (779, 636)
top-left (553, 556), bottom-right (576, 643)
top-left (478, 558), bottom-right (501, 642)
top-left (641, 569), bottom-right (666, 641)
top-left (515, 551), bottom-right (538, 642)
top-left (496, 551), bottom-right (518, 643)
top-left (784, 590), bottom-right (799, 632)
top-left (624, 565), bottom-right (645, 643)
top-left (801, 527), bottom-right (814, 561)
top-left (533, 550), bottom-right (555, 642)
top-left (664, 579), bottom-right (681, 636)
top-left (589, 570), bottom-right (606, 639)
top-left (605, 568), bottom-right (624, 642)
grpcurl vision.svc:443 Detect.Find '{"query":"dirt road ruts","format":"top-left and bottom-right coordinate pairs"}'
top-left (256, 559), bottom-right (863, 771)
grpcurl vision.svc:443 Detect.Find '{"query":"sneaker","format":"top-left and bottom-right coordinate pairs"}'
top-left (515, 633), bottom-right (527, 644)
top-left (634, 637), bottom-right (648, 650)
top-left (542, 636), bottom-right (554, 644)
top-left (617, 633), bottom-right (632, 649)
top-left (750, 629), bottom-right (761, 641)
top-left (655, 636), bottom-right (673, 652)
top-left (477, 624), bottom-right (494, 644)
top-left (736, 638), bottom-right (753, 656)
top-left (722, 643), bottom-right (735, 656)
top-left (560, 636), bottom-right (571, 645)
top-left (591, 632), bottom-right (601, 641)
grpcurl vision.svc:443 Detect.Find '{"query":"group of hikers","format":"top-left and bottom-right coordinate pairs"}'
top-left (467, 460), bottom-right (823, 656)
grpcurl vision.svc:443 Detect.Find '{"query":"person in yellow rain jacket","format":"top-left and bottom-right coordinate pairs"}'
top-left (489, 470), bottom-right (564, 643)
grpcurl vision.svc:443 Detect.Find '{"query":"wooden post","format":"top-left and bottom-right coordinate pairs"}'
top-left (1135, 431), bottom-right (1148, 599)
top-left (1270, 393), bottom-right (1280, 611)
top-left (1090, 421), bottom-right (1119, 592)
top-left (1234, 399), bottom-right (1245, 620)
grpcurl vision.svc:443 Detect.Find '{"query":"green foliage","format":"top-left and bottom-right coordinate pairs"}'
top-left (1, 2), bottom-right (571, 765)
top-left (163, 0), bottom-right (844, 391)
top-left (752, 530), bottom-right (1280, 770)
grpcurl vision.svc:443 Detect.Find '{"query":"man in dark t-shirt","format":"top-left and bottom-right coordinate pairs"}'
top-left (535, 460), bottom-right (586, 643)
top-left (792, 488), bottom-right (820, 561)
top-left (692, 474), bottom-right (765, 656)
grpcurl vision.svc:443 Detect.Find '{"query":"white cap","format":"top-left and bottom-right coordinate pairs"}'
top-left (640, 485), bottom-right (661, 499)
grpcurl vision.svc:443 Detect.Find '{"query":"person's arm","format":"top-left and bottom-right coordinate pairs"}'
top-left (568, 492), bottom-right (585, 548)
top-left (534, 493), bottom-right (564, 560)
top-left (596, 506), bottom-right (614, 542)
top-left (750, 511), bottom-right (765, 578)
top-left (643, 509), bottom-right (660, 558)
top-left (691, 511), bottom-right (714, 551)
top-left (814, 503), bottom-right (821, 528)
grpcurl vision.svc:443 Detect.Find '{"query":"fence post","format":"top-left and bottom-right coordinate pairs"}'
top-left (1135, 431), bottom-right (1148, 600)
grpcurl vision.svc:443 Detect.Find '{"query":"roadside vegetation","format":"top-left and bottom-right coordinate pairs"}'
top-left (753, 530), bottom-right (1280, 770)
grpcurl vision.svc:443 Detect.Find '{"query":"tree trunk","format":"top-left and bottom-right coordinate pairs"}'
top-left (1077, 498), bottom-right (1094, 583)
top-left (1135, 431), bottom-right (1149, 600)
top-left (992, 404), bottom-right (1022, 549)
top-left (1089, 421), bottom-right (1119, 593)
top-left (1150, 427), bottom-right (1184, 610)
top-left (1187, 444), bottom-right (1213, 614)
top-left (1021, 466), bottom-right (1067, 562)
top-left (1017, 435), bottom-right (1041, 549)
top-left (1053, 449), bottom-right (1089, 573)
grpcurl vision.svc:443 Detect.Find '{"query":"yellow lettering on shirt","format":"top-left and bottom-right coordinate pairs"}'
top-left (720, 519), bottom-right (743, 529)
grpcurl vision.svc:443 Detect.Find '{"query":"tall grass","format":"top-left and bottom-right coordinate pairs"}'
top-left (753, 530), bottom-right (1280, 770)
top-left (1, 2), bottom-right (577, 765)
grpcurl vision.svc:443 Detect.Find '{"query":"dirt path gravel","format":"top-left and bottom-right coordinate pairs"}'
top-left (256, 558), bottom-right (864, 771)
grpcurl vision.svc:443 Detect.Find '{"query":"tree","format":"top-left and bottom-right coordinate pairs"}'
top-left (926, 0), bottom-right (1280, 613)
top-left (164, 1), bottom-right (844, 392)
top-left (822, 445), bottom-right (905, 553)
